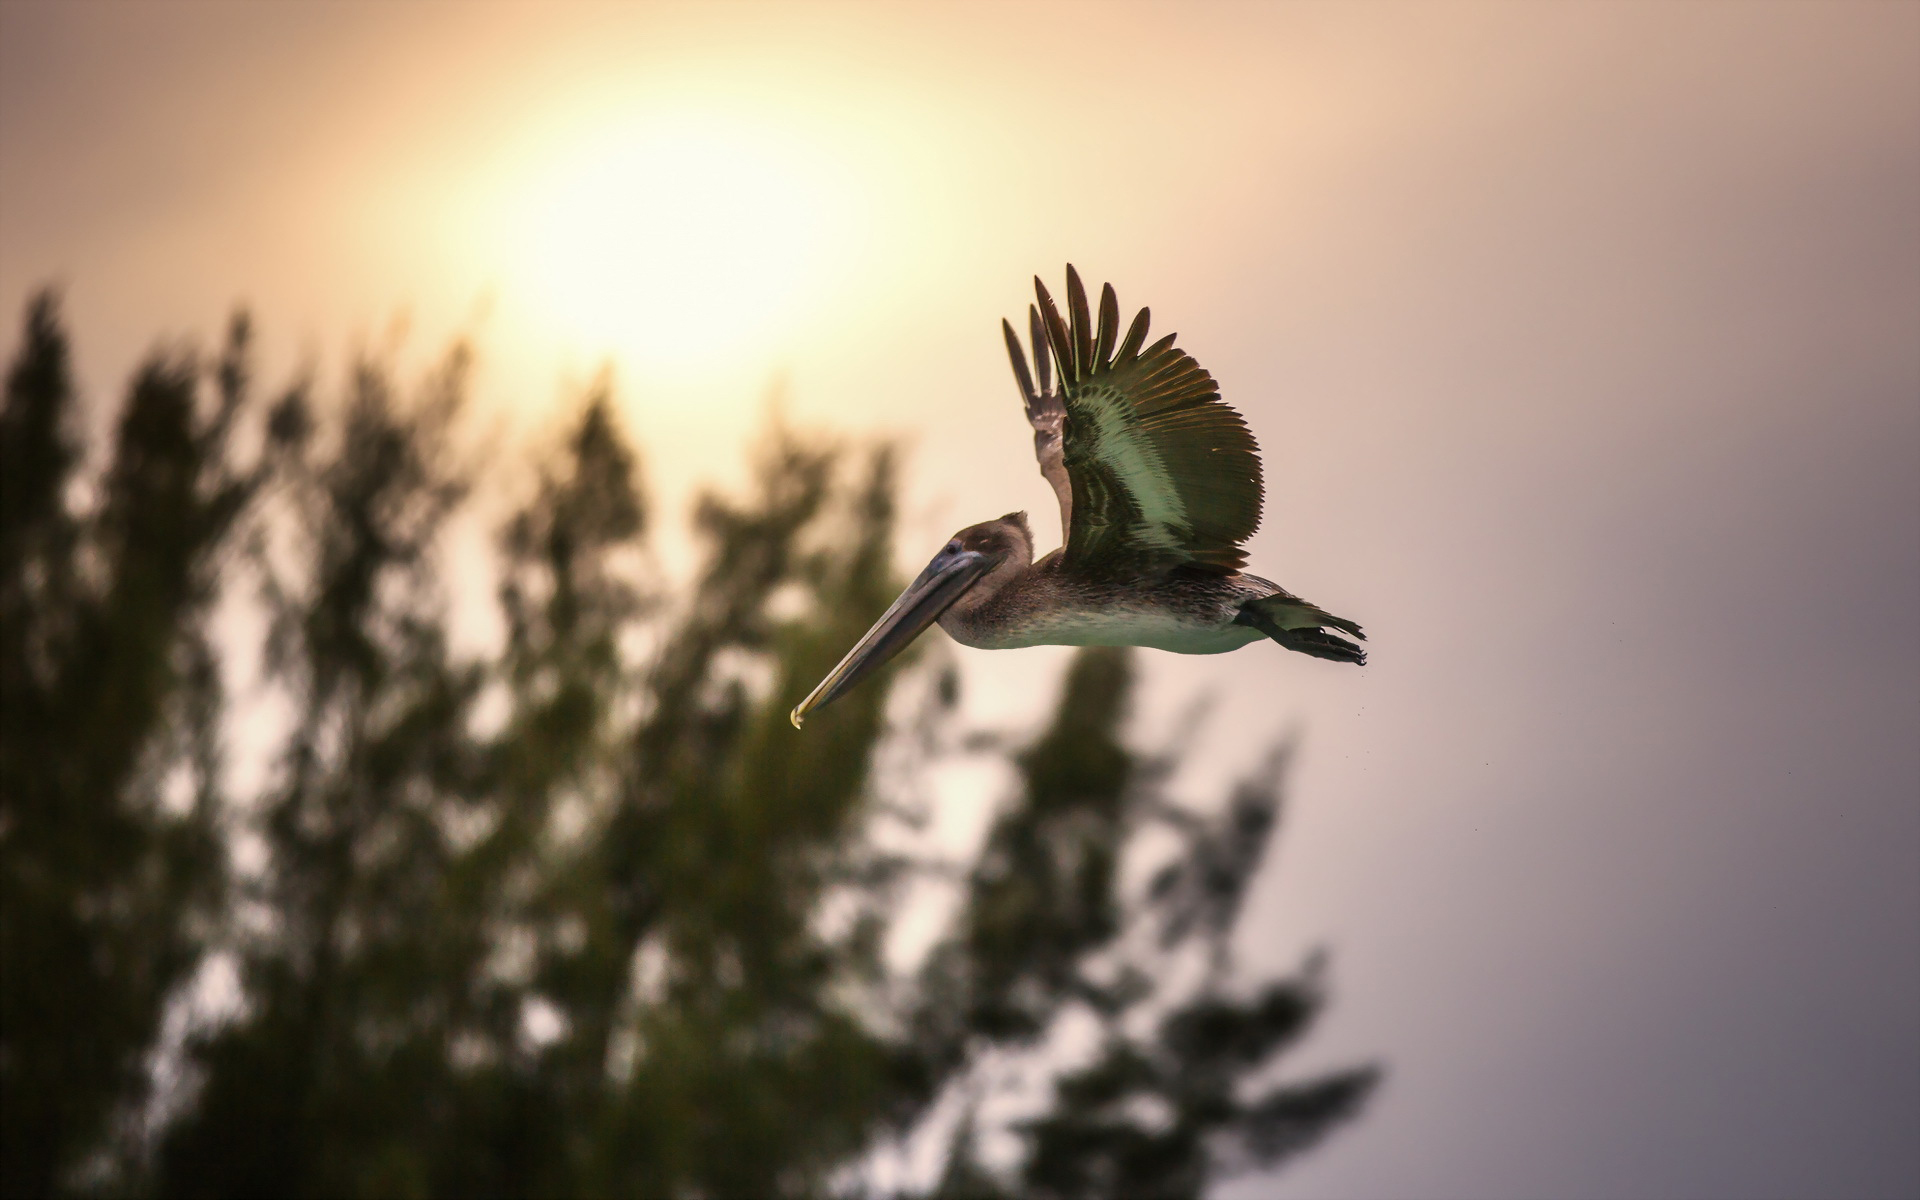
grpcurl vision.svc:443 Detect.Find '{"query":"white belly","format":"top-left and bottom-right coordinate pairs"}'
top-left (946, 606), bottom-right (1263, 655)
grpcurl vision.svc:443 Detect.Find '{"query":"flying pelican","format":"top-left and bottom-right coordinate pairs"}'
top-left (790, 266), bottom-right (1364, 728)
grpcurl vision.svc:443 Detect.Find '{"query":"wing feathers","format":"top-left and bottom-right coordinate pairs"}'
top-left (1002, 318), bottom-right (1037, 408)
top-left (1034, 278), bottom-right (1074, 389)
top-left (1010, 301), bottom-right (1073, 544)
top-left (1095, 283), bottom-right (1119, 368)
top-left (1009, 267), bottom-right (1264, 575)
top-left (1115, 306), bottom-right (1151, 365)
top-left (1066, 266), bottom-right (1094, 378)
top-left (1029, 305), bottom-right (1052, 395)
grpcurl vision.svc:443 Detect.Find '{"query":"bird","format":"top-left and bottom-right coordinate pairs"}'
top-left (790, 266), bottom-right (1364, 728)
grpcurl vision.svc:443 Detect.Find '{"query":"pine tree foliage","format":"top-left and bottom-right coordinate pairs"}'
top-left (0, 297), bottom-right (1376, 1200)
top-left (2, 296), bottom-right (259, 1197)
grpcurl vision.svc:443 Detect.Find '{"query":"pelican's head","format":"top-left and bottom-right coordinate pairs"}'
top-left (790, 512), bottom-right (1032, 728)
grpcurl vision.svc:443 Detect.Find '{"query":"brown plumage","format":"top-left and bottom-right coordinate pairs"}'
top-left (1008, 268), bottom-right (1263, 574)
top-left (790, 267), bottom-right (1364, 729)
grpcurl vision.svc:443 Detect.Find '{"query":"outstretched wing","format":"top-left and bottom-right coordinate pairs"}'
top-left (1001, 266), bottom-right (1263, 575)
top-left (1001, 306), bottom-right (1074, 544)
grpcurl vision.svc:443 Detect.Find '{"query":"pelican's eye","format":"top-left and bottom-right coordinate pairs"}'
top-left (946, 539), bottom-right (963, 554)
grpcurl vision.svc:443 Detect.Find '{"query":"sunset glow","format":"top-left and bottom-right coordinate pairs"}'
top-left (508, 113), bottom-right (854, 374)
top-left (4, 4), bottom-right (1916, 1195)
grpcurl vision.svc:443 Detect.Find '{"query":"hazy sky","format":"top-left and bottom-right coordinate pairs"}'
top-left (4, 3), bottom-right (1917, 1197)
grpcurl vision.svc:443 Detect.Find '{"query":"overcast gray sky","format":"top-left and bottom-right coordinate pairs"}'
top-left (3, 3), bottom-right (1916, 1196)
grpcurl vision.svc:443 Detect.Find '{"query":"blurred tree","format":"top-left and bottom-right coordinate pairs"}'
top-left (912, 657), bottom-right (1378, 1200)
top-left (0, 297), bottom-right (1376, 1200)
top-left (2, 295), bottom-right (258, 1197)
top-left (153, 343), bottom-right (494, 1199)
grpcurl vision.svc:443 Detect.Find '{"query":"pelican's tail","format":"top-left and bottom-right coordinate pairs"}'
top-left (1235, 594), bottom-right (1367, 665)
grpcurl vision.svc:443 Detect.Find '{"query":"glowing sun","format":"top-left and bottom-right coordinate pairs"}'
top-left (512, 114), bottom-right (847, 373)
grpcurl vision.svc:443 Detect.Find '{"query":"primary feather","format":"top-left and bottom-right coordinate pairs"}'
top-left (1005, 266), bottom-right (1264, 576)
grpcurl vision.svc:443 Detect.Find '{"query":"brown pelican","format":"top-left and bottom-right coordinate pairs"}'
top-left (790, 266), bottom-right (1364, 728)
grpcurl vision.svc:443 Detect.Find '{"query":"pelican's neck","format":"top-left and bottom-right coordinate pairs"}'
top-left (942, 535), bottom-right (1036, 631)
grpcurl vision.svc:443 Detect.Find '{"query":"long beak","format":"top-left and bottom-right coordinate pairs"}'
top-left (790, 543), bottom-right (987, 728)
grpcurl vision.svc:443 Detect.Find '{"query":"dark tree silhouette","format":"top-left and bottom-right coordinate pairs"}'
top-left (0, 294), bottom-right (1377, 1200)
top-left (2, 299), bottom-right (257, 1197)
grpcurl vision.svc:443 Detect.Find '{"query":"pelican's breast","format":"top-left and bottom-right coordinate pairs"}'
top-left (942, 577), bottom-right (1262, 655)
